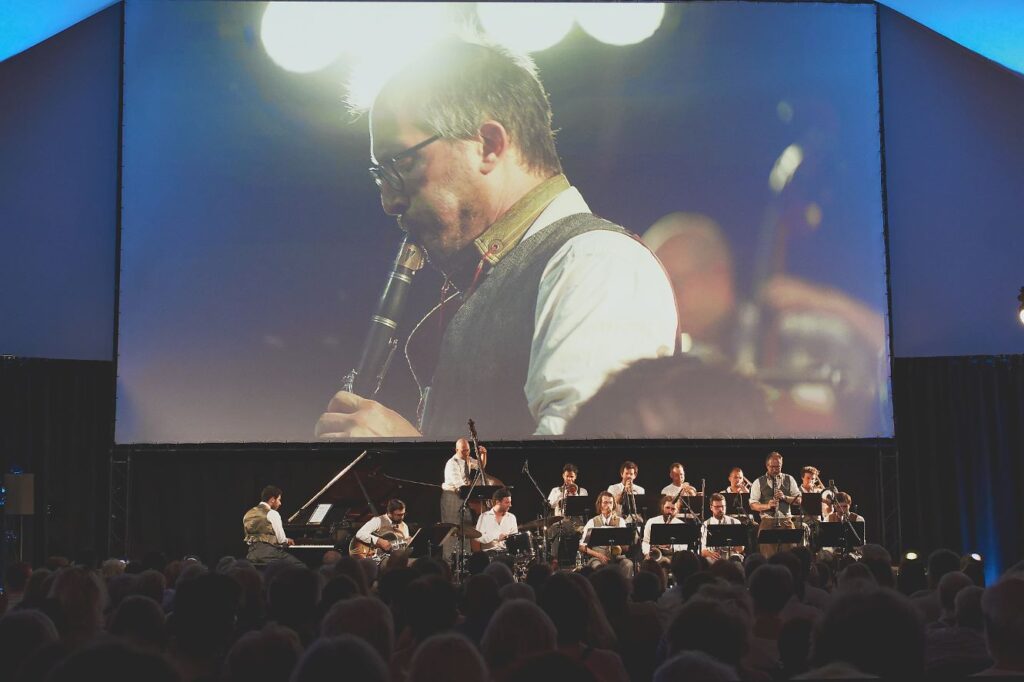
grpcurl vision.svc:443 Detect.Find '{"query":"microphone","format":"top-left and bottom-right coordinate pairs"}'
top-left (522, 459), bottom-right (529, 474)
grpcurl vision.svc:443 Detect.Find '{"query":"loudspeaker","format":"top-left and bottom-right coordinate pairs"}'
top-left (4, 473), bottom-right (35, 515)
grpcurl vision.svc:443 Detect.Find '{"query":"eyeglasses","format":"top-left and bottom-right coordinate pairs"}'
top-left (368, 135), bottom-right (441, 192)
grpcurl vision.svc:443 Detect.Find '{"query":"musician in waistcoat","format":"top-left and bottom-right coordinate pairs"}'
top-left (580, 491), bottom-right (633, 573)
top-left (749, 452), bottom-right (802, 558)
top-left (355, 499), bottom-right (410, 557)
top-left (313, 39), bottom-right (677, 442)
top-left (242, 485), bottom-right (304, 567)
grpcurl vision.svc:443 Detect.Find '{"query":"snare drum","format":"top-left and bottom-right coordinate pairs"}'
top-left (505, 531), bottom-right (535, 558)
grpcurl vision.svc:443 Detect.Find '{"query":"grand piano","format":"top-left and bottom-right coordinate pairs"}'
top-left (282, 450), bottom-right (439, 564)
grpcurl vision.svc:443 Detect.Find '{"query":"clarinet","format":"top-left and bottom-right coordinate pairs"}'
top-left (341, 237), bottom-right (425, 397)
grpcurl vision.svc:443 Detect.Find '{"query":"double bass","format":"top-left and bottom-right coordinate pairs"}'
top-left (466, 419), bottom-right (505, 552)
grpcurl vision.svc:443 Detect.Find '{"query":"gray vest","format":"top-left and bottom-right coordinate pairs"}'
top-left (421, 213), bottom-right (630, 439)
top-left (755, 474), bottom-right (799, 516)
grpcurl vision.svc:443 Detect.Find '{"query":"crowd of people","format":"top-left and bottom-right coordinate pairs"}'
top-left (2, 543), bottom-right (1021, 681)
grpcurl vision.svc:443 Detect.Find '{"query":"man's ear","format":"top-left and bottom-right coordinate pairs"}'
top-left (478, 120), bottom-right (509, 174)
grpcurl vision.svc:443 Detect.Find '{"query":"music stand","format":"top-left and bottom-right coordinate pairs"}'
top-left (795, 492), bottom-right (822, 517)
top-left (757, 528), bottom-right (805, 545)
top-left (458, 485), bottom-right (504, 503)
top-left (722, 492), bottom-right (750, 517)
top-left (587, 526), bottom-right (637, 548)
top-left (563, 496), bottom-right (591, 518)
top-left (817, 521), bottom-right (865, 551)
top-left (650, 523), bottom-right (700, 548)
top-left (706, 524), bottom-right (749, 549)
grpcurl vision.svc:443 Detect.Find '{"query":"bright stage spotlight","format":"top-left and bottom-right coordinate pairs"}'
top-left (769, 143), bottom-right (804, 193)
top-left (477, 3), bottom-right (577, 54)
top-left (1017, 286), bottom-right (1024, 325)
top-left (260, 2), bottom-right (347, 74)
top-left (904, 551), bottom-right (918, 561)
top-left (337, 3), bottom-right (453, 110)
top-left (575, 3), bottom-right (666, 46)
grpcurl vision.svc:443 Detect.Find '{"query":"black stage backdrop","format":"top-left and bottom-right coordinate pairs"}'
top-left (3, 355), bottom-right (1023, 577)
top-left (0, 357), bottom-right (114, 568)
top-left (893, 354), bottom-right (1024, 582)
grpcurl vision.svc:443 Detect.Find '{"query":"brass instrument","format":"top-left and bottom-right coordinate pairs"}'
top-left (342, 238), bottom-right (426, 397)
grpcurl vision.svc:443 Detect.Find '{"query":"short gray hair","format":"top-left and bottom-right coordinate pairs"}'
top-left (370, 39), bottom-right (562, 176)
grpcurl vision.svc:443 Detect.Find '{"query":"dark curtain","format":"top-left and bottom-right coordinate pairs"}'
top-left (0, 357), bottom-right (115, 567)
top-left (893, 354), bottom-right (1024, 581)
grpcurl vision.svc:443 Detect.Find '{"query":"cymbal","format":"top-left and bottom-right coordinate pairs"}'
top-left (519, 516), bottom-right (563, 531)
top-left (457, 524), bottom-right (482, 539)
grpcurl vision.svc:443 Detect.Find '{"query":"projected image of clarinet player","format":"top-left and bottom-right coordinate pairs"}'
top-left (749, 451), bottom-right (802, 558)
top-left (314, 39), bottom-right (677, 441)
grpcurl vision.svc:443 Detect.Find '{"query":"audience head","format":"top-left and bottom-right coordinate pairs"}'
top-left (483, 560), bottom-right (515, 588)
top-left (538, 572), bottom-right (588, 646)
top-left (811, 588), bottom-right (924, 678)
top-left (955, 585), bottom-right (984, 631)
top-left (481, 600), bottom-right (557, 677)
top-left (778, 616), bottom-right (814, 677)
top-left (506, 651), bottom-right (597, 682)
top-left (500, 582), bottom-right (535, 602)
top-left (633, 569), bottom-right (664, 602)
top-left (408, 633), bottom-right (488, 682)
top-left (837, 561), bottom-right (878, 592)
top-left (927, 549), bottom-right (962, 590)
top-left (748, 564), bottom-right (793, 615)
top-left (667, 598), bottom-right (749, 667)
top-left (45, 640), bottom-right (179, 682)
top-left (400, 575), bottom-right (459, 642)
top-left (670, 550), bottom-right (701, 588)
top-left (169, 572), bottom-right (241, 657)
top-left (0, 609), bottom-right (59, 677)
top-left (48, 566), bottom-right (108, 644)
top-left (981, 576), bottom-right (1024, 670)
top-left (938, 571), bottom-right (974, 618)
top-left (222, 624), bottom-right (302, 682)
top-left (320, 596), bottom-right (395, 660)
top-left (743, 552), bottom-right (766, 581)
top-left (897, 554), bottom-right (927, 595)
top-left (107, 595), bottom-right (166, 652)
top-left (291, 635), bottom-right (388, 682)
top-left (654, 651), bottom-right (739, 682)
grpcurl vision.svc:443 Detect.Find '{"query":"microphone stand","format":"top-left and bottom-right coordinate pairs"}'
top-left (456, 462), bottom-right (481, 583)
top-left (521, 460), bottom-right (552, 563)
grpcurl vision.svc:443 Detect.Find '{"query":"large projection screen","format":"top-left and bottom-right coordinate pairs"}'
top-left (116, 1), bottom-right (893, 443)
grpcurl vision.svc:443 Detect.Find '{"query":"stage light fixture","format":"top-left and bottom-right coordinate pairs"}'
top-left (575, 3), bottom-right (666, 46)
top-left (970, 553), bottom-right (983, 562)
top-left (260, 2), bottom-right (347, 74)
top-left (904, 551), bottom-right (918, 561)
top-left (477, 3), bottom-right (576, 54)
top-left (1017, 286), bottom-right (1024, 325)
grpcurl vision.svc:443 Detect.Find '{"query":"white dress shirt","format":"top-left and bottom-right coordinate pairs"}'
top-left (442, 455), bottom-right (480, 492)
top-left (356, 515), bottom-right (410, 546)
top-left (475, 509), bottom-right (518, 550)
top-left (661, 482), bottom-right (696, 496)
top-left (642, 515), bottom-right (689, 555)
top-left (261, 502), bottom-right (287, 544)
top-left (547, 485), bottom-right (590, 516)
top-left (520, 188), bottom-right (678, 435)
top-left (701, 514), bottom-right (742, 549)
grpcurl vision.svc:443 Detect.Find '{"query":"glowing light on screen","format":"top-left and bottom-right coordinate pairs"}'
top-left (575, 3), bottom-right (666, 46)
top-left (477, 3), bottom-right (576, 54)
top-left (260, 3), bottom-right (347, 74)
top-left (769, 143), bottom-right (804, 193)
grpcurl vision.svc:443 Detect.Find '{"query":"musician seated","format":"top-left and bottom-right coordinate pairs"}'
top-left (701, 493), bottom-right (744, 561)
top-left (580, 491), bottom-right (633, 573)
top-left (476, 488), bottom-right (517, 552)
top-left (242, 485), bottom-right (304, 567)
top-left (355, 499), bottom-right (409, 554)
top-left (643, 495), bottom-right (690, 559)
